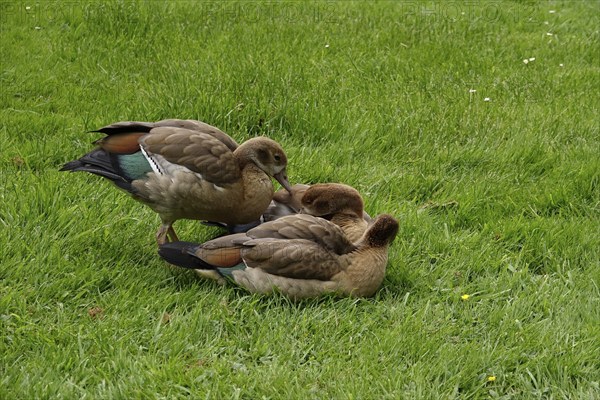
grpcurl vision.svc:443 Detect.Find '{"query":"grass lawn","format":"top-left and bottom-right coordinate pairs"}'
top-left (1, 1), bottom-right (599, 398)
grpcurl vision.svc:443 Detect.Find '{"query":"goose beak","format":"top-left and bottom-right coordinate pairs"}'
top-left (273, 169), bottom-right (292, 193)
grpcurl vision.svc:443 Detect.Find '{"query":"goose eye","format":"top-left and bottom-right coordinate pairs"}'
top-left (274, 154), bottom-right (281, 162)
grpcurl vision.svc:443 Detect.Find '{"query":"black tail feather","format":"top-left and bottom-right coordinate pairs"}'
top-left (91, 121), bottom-right (155, 135)
top-left (60, 149), bottom-right (133, 192)
top-left (158, 242), bottom-right (218, 270)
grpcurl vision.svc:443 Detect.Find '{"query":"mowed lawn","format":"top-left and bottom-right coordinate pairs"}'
top-left (1, 1), bottom-right (599, 398)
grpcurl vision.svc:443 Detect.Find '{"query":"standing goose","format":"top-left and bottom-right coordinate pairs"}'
top-left (60, 119), bottom-right (292, 244)
top-left (159, 213), bottom-right (398, 299)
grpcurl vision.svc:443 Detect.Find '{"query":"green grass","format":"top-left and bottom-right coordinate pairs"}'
top-left (1, 0), bottom-right (599, 398)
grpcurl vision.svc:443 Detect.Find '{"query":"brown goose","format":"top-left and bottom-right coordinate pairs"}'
top-left (184, 182), bottom-right (371, 279)
top-left (159, 213), bottom-right (398, 299)
top-left (60, 119), bottom-right (292, 244)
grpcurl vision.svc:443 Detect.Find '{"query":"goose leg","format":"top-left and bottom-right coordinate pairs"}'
top-left (156, 222), bottom-right (179, 245)
top-left (166, 225), bottom-right (179, 242)
top-left (156, 223), bottom-right (171, 245)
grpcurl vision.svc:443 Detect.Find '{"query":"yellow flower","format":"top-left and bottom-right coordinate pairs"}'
top-left (487, 375), bottom-right (496, 382)
top-left (461, 294), bottom-right (470, 301)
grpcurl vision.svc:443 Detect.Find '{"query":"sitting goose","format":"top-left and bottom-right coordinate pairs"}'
top-left (60, 119), bottom-right (292, 244)
top-left (185, 182), bottom-right (372, 277)
top-left (159, 213), bottom-right (398, 299)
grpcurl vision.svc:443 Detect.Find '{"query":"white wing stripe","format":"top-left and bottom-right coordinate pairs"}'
top-left (140, 146), bottom-right (163, 175)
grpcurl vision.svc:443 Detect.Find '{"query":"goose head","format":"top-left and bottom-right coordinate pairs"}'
top-left (236, 137), bottom-right (292, 192)
top-left (300, 183), bottom-right (364, 219)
